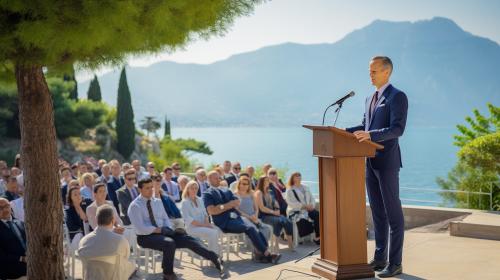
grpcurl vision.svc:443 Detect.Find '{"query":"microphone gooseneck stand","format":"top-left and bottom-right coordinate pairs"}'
top-left (322, 101), bottom-right (344, 127)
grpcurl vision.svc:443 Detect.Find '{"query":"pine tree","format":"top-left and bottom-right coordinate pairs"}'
top-left (0, 1), bottom-right (259, 277)
top-left (116, 67), bottom-right (135, 159)
top-left (87, 74), bottom-right (102, 101)
top-left (164, 115), bottom-right (171, 138)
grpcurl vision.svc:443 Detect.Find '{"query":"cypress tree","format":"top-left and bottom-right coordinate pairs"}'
top-left (87, 74), bottom-right (102, 101)
top-left (116, 67), bottom-right (135, 159)
top-left (63, 66), bottom-right (78, 100)
top-left (164, 115), bottom-right (171, 138)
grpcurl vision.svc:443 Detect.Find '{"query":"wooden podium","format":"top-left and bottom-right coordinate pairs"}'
top-left (303, 125), bottom-right (383, 280)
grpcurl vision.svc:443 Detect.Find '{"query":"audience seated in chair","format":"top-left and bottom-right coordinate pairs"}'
top-left (2, 176), bottom-right (20, 202)
top-left (285, 172), bottom-right (320, 245)
top-left (255, 176), bottom-right (294, 250)
top-left (161, 167), bottom-right (181, 203)
top-left (233, 176), bottom-right (272, 242)
top-left (152, 173), bottom-right (184, 229)
top-left (0, 197), bottom-right (27, 280)
top-left (65, 187), bottom-right (92, 246)
top-left (203, 171), bottom-right (281, 264)
top-left (128, 178), bottom-right (225, 280)
top-left (107, 160), bottom-right (124, 214)
top-left (116, 169), bottom-right (140, 226)
top-left (86, 183), bottom-right (125, 233)
top-left (181, 181), bottom-right (221, 257)
top-left (78, 204), bottom-right (136, 280)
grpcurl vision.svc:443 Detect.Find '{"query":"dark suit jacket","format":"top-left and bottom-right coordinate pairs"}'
top-left (107, 176), bottom-right (124, 214)
top-left (116, 185), bottom-right (139, 225)
top-left (61, 183), bottom-right (68, 205)
top-left (0, 218), bottom-right (27, 279)
top-left (347, 84), bottom-right (408, 170)
top-left (224, 174), bottom-right (237, 186)
top-left (2, 191), bottom-right (19, 202)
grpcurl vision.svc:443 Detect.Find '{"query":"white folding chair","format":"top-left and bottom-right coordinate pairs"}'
top-left (63, 224), bottom-right (84, 279)
top-left (135, 244), bottom-right (161, 274)
top-left (291, 215), bottom-right (315, 248)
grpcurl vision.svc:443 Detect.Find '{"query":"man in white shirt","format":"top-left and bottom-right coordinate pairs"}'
top-left (78, 205), bottom-right (136, 280)
top-left (161, 167), bottom-right (180, 202)
top-left (128, 178), bottom-right (224, 280)
top-left (195, 169), bottom-right (209, 196)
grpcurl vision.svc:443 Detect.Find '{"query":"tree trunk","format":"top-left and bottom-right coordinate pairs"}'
top-left (15, 64), bottom-right (64, 279)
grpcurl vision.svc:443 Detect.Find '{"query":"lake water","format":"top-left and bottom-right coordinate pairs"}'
top-left (172, 126), bottom-right (458, 207)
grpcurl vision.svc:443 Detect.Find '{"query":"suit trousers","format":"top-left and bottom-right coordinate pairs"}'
top-left (366, 161), bottom-right (404, 265)
top-left (137, 232), bottom-right (218, 274)
top-left (223, 218), bottom-right (268, 254)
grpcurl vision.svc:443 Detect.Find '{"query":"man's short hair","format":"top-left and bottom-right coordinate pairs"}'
top-left (138, 178), bottom-right (152, 189)
top-left (96, 205), bottom-right (114, 226)
top-left (60, 167), bottom-right (71, 173)
top-left (124, 169), bottom-right (136, 178)
top-left (163, 167), bottom-right (173, 173)
top-left (371, 56), bottom-right (393, 72)
top-left (93, 183), bottom-right (106, 194)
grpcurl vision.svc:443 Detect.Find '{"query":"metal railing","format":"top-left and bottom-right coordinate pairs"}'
top-left (178, 174), bottom-right (498, 211)
top-left (302, 180), bottom-right (499, 211)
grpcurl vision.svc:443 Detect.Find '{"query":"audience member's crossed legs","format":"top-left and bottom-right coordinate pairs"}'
top-left (137, 226), bottom-right (224, 279)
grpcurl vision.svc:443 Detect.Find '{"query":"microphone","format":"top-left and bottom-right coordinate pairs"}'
top-left (322, 91), bottom-right (355, 126)
top-left (331, 91), bottom-right (355, 106)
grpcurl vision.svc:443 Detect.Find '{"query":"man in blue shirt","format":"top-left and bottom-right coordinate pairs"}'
top-left (203, 171), bottom-right (281, 264)
top-left (128, 178), bottom-right (224, 280)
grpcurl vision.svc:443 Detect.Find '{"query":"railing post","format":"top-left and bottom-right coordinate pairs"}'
top-left (479, 186), bottom-right (482, 209)
top-left (490, 183), bottom-right (494, 211)
top-left (467, 191), bottom-right (470, 209)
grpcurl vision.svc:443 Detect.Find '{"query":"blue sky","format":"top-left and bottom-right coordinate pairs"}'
top-left (78, 0), bottom-right (500, 80)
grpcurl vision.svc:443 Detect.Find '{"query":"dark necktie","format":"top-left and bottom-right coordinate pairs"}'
top-left (130, 188), bottom-right (137, 200)
top-left (146, 199), bottom-right (158, 227)
top-left (7, 221), bottom-right (26, 251)
top-left (370, 91), bottom-right (379, 118)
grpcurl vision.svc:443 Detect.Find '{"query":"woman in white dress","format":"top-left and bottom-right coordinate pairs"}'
top-left (180, 181), bottom-right (221, 256)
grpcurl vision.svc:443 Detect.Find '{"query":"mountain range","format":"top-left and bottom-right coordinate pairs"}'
top-left (78, 17), bottom-right (500, 128)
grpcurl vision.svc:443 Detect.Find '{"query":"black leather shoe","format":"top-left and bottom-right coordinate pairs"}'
top-left (369, 259), bottom-right (388, 271)
top-left (214, 257), bottom-right (226, 278)
top-left (378, 264), bottom-right (402, 278)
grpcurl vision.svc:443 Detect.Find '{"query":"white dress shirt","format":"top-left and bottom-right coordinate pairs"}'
top-left (10, 197), bottom-right (24, 222)
top-left (86, 200), bottom-right (123, 230)
top-left (128, 195), bottom-right (172, 235)
top-left (162, 180), bottom-right (180, 201)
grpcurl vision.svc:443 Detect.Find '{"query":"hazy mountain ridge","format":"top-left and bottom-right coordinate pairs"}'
top-left (78, 17), bottom-right (500, 127)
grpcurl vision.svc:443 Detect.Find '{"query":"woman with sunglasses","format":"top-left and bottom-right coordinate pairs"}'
top-left (234, 176), bottom-right (272, 242)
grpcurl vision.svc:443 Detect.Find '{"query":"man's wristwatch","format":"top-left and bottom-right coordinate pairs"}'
top-left (219, 204), bottom-right (225, 210)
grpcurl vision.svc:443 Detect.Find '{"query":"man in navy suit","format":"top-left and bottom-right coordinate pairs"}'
top-left (0, 197), bottom-right (27, 279)
top-left (107, 161), bottom-right (124, 214)
top-left (203, 171), bottom-right (281, 264)
top-left (346, 56), bottom-right (408, 278)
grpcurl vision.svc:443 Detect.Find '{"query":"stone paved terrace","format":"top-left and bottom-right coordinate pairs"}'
top-left (68, 208), bottom-right (500, 280)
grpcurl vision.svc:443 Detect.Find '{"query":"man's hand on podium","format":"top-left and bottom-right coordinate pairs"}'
top-left (353, 131), bottom-right (371, 142)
